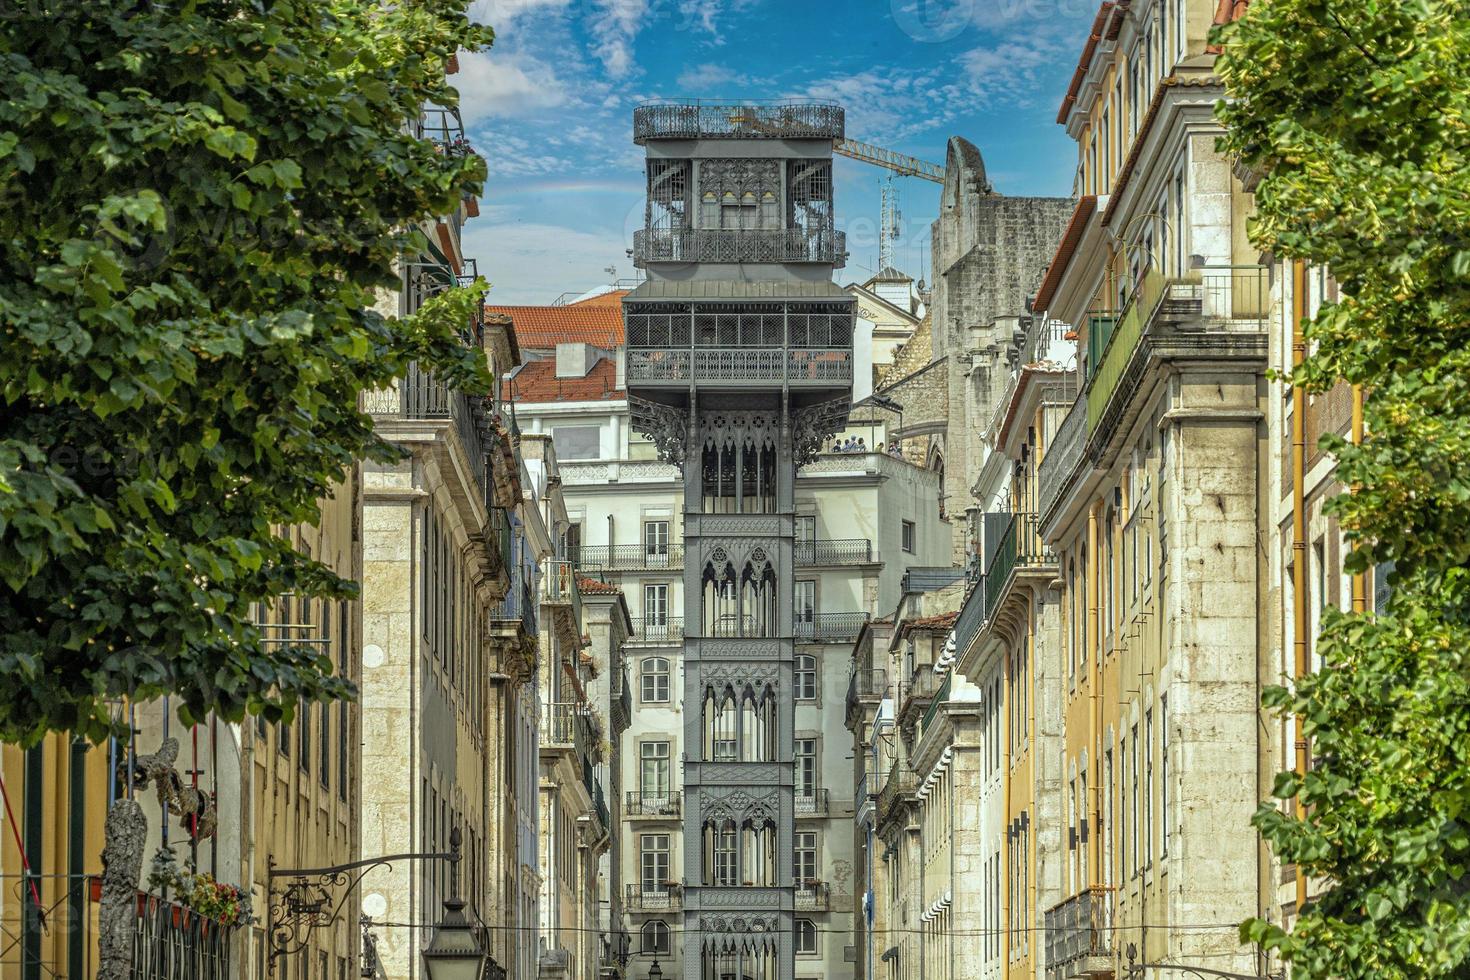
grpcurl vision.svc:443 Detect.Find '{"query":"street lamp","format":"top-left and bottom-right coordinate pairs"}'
top-left (647, 958), bottom-right (663, 980)
top-left (421, 828), bottom-right (488, 980)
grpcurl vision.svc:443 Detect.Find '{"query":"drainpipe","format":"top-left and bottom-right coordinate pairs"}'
top-left (1350, 386), bottom-right (1367, 613)
top-left (1087, 505), bottom-right (1101, 893)
top-left (1290, 260), bottom-right (1310, 915)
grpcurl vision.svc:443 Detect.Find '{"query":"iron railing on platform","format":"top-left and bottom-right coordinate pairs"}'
top-left (633, 101), bottom-right (844, 142)
top-left (795, 538), bottom-right (873, 565)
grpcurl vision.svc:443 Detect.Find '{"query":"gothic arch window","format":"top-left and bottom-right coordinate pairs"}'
top-left (702, 556), bottom-right (777, 638)
top-left (698, 159), bottom-right (781, 231)
top-left (640, 920), bottom-right (671, 955)
top-left (702, 436), bottom-right (777, 514)
top-left (701, 681), bottom-right (777, 763)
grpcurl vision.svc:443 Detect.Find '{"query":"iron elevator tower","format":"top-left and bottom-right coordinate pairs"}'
top-left (622, 100), bottom-right (856, 980)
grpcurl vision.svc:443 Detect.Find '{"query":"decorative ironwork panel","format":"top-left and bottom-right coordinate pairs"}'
top-left (633, 102), bottom-right (844, 142)
top-left (633, 228), bottom-right (845, 266)
top-left (699, 410), bottom-right (780, 450)
top-left (629, 395), bottom-right (688, 464)
top-left (699, 787), bottom-right (781, 826)
top-left (692, 886), bottom-right (786, 909)
top-left (791, 395), bottom-right (852, 466)
top-left (699, 661), bottom-right (780, 692)
top-left (686, 638), bottom-right (790, 661)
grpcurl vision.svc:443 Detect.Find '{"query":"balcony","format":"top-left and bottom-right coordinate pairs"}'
top-left (919, 673), bottom-right (952, 737)
top-left (574, 543), bottom-right (684, 572)
top-left (875, 759), bottom-right (917, 826)
top-left (1086, 266), bottom-right (1268, 437)
top-left (625, 884), bottom-right (683, 912)
top-left (628, 617), bottom-right (683, 645)
top-left (633, 228), bottom-right (846, 267)
top-left (849, 667), bottom-right (889, 701)
top-left (540, 702), bottom-right (584, 752)
top-left (366, 363), bottom-right (494, 512)
top-left (494, 574), bottom-right (538, 637)
top-left (795, 882), bottom-right (831, 911)
top-left (795, 788), bottom-right (830, 818)
top-left (1044, 887), bottom-right (1113, 980)
top-left (633, 101), bottom-right (844, 142)
top-left (795, 611), bottom-right (869, 644)
top-left (625, 347), bottom-right (852, 387)
top-left (611, 662), bottom-right (632, 730)
top-left (795, 538), bottom-right (874, 566)
top-left (625, 791), bottom-right (683, 818)
top-left (981, 512), bottom-right (1051, 617)
top-left (133, 892), bottom-right (238, 980)
top-left (1036, 396), bottom-right (1086, 525)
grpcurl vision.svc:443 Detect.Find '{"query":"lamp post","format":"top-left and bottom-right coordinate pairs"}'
top-left (421, 828), bottom-right (488, 980)
top-left (647, 957), bottom-right (663, 980)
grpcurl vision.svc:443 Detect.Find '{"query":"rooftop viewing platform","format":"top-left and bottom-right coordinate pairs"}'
top-left (632, 100), bottom-right (844, 143)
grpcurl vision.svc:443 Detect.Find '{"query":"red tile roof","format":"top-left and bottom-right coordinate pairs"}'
top-left (1057, 2), bottom-right (1117, 125)
top-left (484, 302), bottom-right (624, 350)
top-left (568, 289), bottom-right (630, 307)
top-left (504, 357), bottom-right (624, 404)
top-left (907, 611), bottom-right (958, 632)
top-left (577, 577), bottom-right (623, 595)
top-left (1032, 195), bottom-right (1096, 314)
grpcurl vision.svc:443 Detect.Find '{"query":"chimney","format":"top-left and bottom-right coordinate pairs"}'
top-left (555, 342), bottom-right (596, 379)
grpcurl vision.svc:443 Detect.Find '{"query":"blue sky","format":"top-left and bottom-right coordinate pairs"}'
top-left (459, 0), bottom-right (1098, 303)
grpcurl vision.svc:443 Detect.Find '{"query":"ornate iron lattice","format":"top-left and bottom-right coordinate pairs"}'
top-left (632, 102), bottom-right (844, 142)
top-left (632, 228), bottom-right (845, 266)
top-left (629, 395), bottom-right (688, 463)
top-left (792, 396), bottom-right (852, 466)
top-left (646, 160), bottom-right (689, 233)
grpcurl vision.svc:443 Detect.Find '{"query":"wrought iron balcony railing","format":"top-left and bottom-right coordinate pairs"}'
top-left (633, 228), bottom-right (846, 267)
top-left (625, 791), bottom-right (683, 817)
top-left (876, 760), bottom-right (917, 825)
top-left (633, 101), bottom-right (844, 143)
top-left (849, 667), bottom-right (890, 700)
top-left (628, 617), bottom-right (683, 645)
top-left (494, 575), bottom-right (537, 636)
top-left (1044, 886), bottom-right (1113, 980)
top-left (133, 892), bottom-right (238, 980)
top-left (1086, 266), bottom-right (1268, 436)
top-left (795, 882), bottom-right (831, 911)
top-left (540, 702), bottom-right (582, 750)
top-left (625, 348), bottom-right (852, 386)
top-left (366, 363), bottom-right (494, 512)
top-left (981, 512), bottom-right (1051, 616)
top-left (574, 543), bottom-right (684, 572)
top-left (795, 538), bottom-right (873, 565)
top-left (795, 788), bottom-right (830, 817)
top-left (795, 611), bottom-right (869, 644)
top-left (1036, 395), bottom-right (1086, 524)
top-left (625, 884), bottom-right (683, 912)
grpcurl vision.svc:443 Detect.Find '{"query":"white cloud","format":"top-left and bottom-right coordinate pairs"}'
top-left (589, 0), bottom-right (652, 79)
top-left (956, 26), bottom-right (1078, 108)
top-left (468, 0), bottom-right (571, 27)
top-left (674, 0), bottom-right (758, 40)
top-left (453, 50), bottom-right (569, 123)
top-left (462, 219), bottom-right (633, 304)
top-left (674, 62), bottom-right (751, 92)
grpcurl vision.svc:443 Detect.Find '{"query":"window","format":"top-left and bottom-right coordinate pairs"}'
top-left (1131, 722), bottom-right (1140, 875)
top-left (794, 581), bottom-right (815, 628)
top-left (795, 738), bottom-right (817, 797)
top-left (640, 834), bottom-right (670, 889)
top-left (640, 920), bottom-right (671, 956)
top-left (640, 742), bottom-right (671, 798)
top-left (1104, 746), bottom-right (1115, 887)
top-left (550, 424), bottom-right (600, 460)
top-left (713, 738), bottom-right (737, 763)
top-left (795, 918), bottom-right (818, 955)
top-left (643, 583), bottom-right (669, 639)
top-left (795, 655), bottom-right (818, 701)
top-left (1161, 695), bottom-right (1170, 856)
top-left (644, 520), bottom-right (669, 560)
top-left (298, 701), bottom-right (310, 772)
top-left (795, 515), bottom-right (816, 544)
top-left (641, 657), bottom-right (670, 703)
top-left (338, 700), bottom-right (349, 803)
top-left (795, 831), bottom-right (818, 882)
top-left (713, 827), bottom-right (738, 885)
top-left (901, 519), bottom-right (916, 553)
top-left (1145, 708), bottom-right (1154, 866)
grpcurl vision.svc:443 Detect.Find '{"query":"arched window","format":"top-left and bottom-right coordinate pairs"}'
top-left (795, 655), bottom-right (817, 701)
top-left (641, 657), bottom-right (670, 703)
top-left (640, 920), bottom-right (671, 955)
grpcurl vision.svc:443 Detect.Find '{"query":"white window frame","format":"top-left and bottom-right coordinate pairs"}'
top-left (641, 656), bottom-right (671, 704)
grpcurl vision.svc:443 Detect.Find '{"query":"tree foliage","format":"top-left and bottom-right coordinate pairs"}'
top-left (1217, 0), bottom-right (1470, 975)
top-left (0, 1), bottom-right (493, 744)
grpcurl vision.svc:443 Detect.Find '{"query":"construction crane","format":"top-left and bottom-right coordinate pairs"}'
top-left (833, 139), bottom-right (944, 272)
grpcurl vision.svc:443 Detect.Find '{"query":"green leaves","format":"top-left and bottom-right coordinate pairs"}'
top-left (1218, 1), bottom-right (1470, 975)
top-left (0, 1), bottom-right (494, 745)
